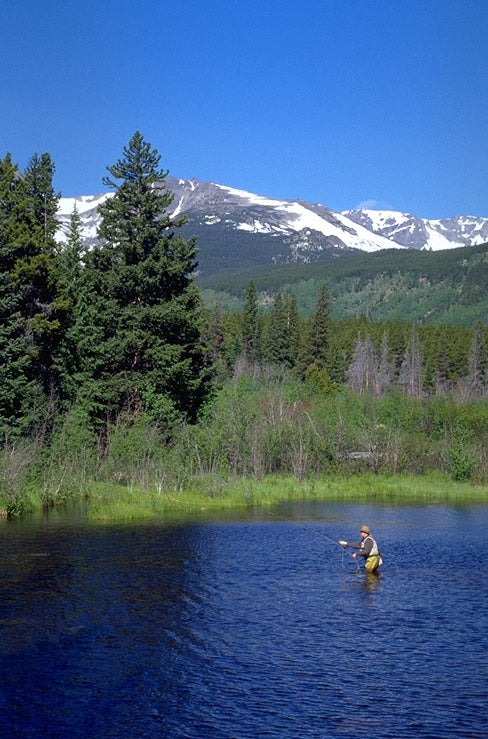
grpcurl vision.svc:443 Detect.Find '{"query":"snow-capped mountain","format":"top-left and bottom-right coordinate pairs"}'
top-left (57, 178), bottom-right (399, 254)
top-left (342, 209), bottom-right (488, 251)
top-left (167, 179), bottom-right (400, 253)
top-left (57, 178), bottom-right (488, 275)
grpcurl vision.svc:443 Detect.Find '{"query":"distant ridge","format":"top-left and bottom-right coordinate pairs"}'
top-left (57, 177), bottom-right (488, 277)
top-left (198, 242), bottom-right (488, 325)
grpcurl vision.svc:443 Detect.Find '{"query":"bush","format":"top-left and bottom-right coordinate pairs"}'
top-left (446, 428), bottom-right (477, 481)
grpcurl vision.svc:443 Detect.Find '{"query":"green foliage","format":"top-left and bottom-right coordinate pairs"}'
top-left (262, 291), bottom-right (301, 367)
top-left (198, 242), bottom-right (488, 325)
top-left (23, 153), bottom-right (60, 247)
top-left (2, 142), bottom-right (488, 514)
top-left (297, 285), bottom-right (331, 377)
top-left (78, 132), bottom-right (210, 428)
top-left (446, 427), bottom-right (477, 481)
top-left (241, 280), bottom-right (261, 361)
top-left (3, 372), bottom-right (488, 514)
top-left (0, 437), bottom-right (41, 515)
top-left (0, 151), bottom-right (66, 435)
top-left (305, 363), bottom-right (336, 395)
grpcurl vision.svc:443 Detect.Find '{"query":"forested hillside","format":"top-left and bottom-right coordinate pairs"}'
top-left (198, 243), bottom-right (488, 324)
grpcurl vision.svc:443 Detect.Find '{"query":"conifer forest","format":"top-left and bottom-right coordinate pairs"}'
top-left (1, 132), bottom-right (488, 515)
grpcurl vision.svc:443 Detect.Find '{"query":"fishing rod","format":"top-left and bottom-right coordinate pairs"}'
top-left (266, 510), bottom-right (340, 546)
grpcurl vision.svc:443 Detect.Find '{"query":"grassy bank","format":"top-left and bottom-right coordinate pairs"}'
top-left (2, 380), bottom-right (488, 519)
top-left (80, 471), bottom-right (488, 520)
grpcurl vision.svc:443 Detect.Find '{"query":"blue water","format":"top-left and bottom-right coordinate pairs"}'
top-left (1, 503), bottom-right (487, 738)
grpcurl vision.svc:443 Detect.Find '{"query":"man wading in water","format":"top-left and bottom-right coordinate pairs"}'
top-left (338, 525), bottom-right (383, 573)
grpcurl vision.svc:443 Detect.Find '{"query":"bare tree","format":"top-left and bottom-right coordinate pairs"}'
top-left (467, 322), bottom-right (486, 398)
top-left (346, 334), bottom-right (378, 395)
top-left (377, 333), bottom-right (395, 396)
top-left (398, 329), bottom-right (424, 398)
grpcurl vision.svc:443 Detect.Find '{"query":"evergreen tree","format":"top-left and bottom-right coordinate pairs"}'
top-left (283, 292), bottom-right (300, 368)
top-left (56, 204), bottom-right (92, 399)
top-left (81, 131), bottom-right (209, 427)
top-left (297, 284), bottom-right (331, 376)
top-left (0, 153), bottom-right (35, 260)
top-left (58, 203), bottom-right (84, 288)
top-left (0, 152), bottom-right (65, 435)
top-left (23, 153), bottom-right (59, 247)
top-left (207, 301), bottom-right (225, 364)
top-left (0, 155), bottom-right (31, 434)
top-left (241, 280), bottom-right (260, 362)
top-left (15, 153), bottom-right (66, 404)
top-left (264, 292), bottom-right (287, 364)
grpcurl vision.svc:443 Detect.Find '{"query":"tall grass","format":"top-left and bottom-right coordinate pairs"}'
top-left (2, 376), bottom-right (488, 518)
top-left (84, 471), bottom-right (488, 521)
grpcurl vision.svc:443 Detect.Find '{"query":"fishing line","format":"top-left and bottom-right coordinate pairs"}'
top-left (341, 545), bottom-right (362, 575)
top-left (266, 509), bottom-right (338, 545)
top-left (267, 510), bottom-right (361, 574)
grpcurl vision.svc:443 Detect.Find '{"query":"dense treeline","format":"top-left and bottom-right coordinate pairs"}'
top-left (205, 282), bottom-right (488, 398)
top-left (1, 133), bottom-right (488, 514)
top-left (198, 242), bottom-right (488, 324)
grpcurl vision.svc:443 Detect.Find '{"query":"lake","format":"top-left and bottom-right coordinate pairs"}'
top-left (1, 502), bottom-right (487, 738)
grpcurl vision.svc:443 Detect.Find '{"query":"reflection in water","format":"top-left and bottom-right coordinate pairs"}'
top-left (0, 503), bottom-right (487, 738)
top-left (363, 571), bottom-right (382, 592)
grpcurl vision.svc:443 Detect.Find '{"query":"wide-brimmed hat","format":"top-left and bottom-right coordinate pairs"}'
top-left (360, 525), bottom-right (370, 534)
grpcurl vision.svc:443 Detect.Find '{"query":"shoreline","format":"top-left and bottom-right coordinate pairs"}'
top-left (3, 471), bottom-right (488, 523)
top-left (51, 471), bottom-right (488, 521)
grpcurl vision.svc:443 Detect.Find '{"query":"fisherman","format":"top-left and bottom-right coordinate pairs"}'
top-left (338, 525), bottom-right (383, 573)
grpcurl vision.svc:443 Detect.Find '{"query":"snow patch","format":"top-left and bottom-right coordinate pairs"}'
top-left (215, 183), bottom-right (285, 208)
top-left (171, 196), bottom-right (184, 218)
top-left (57, 193), bottom-right (112, 216)
top-left (236, 220), bottom-right (276, 233)
top-left (423, 228), bottom-right (463, 251)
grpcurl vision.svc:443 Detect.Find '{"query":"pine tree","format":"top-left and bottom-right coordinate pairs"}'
top-left (0, 155), bottom-right (31, 434)
top-left (81, 131), bottom-right (209, 427)
top-left (208, 301), bottom-right (224, 364)
top-left (241, 280), bottom-right (260, 362)
top-left (0, 152), bottom-right (65, 435)
top-left (15, 153), bottom-right (66, 405)
top-left (283, 292), bottom-right (300, 368)
top-left (264, 292), bottom-right (287, 364)
top-left (297, 284), bottom-right (331, 377)
top-left (23, 153), bottom-right (59, 247)
top-left (0, 153), bottom-right (34, 260)
top-left (55, 204), bottom-right (92, 400)
top-left (58, 203), bottom-right (84, 288)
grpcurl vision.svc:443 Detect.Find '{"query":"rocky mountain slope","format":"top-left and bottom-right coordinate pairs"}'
top-left (57, 177), bottom-right (488, 276)
top-left (342, 209), bottom-right (488, 251)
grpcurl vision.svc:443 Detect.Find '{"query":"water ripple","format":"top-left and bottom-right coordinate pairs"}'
top-left (1, 506), bottom-right (488, 737)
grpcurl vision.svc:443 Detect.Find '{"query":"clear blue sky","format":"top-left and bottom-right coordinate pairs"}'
top-left (2, 0), bottom-right (487, 218)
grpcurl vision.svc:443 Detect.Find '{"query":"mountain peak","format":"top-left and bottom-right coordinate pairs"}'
top-left (56, 177), bottom-right (488, 275)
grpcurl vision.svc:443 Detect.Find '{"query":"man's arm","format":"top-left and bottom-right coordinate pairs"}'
top-left (338, 540), bottom-right (362, 548)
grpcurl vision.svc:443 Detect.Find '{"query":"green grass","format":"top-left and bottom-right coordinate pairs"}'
top-left (3, 471), bottom-right (487, 522)
top-left (82, 471), bottom-right (488, 520)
